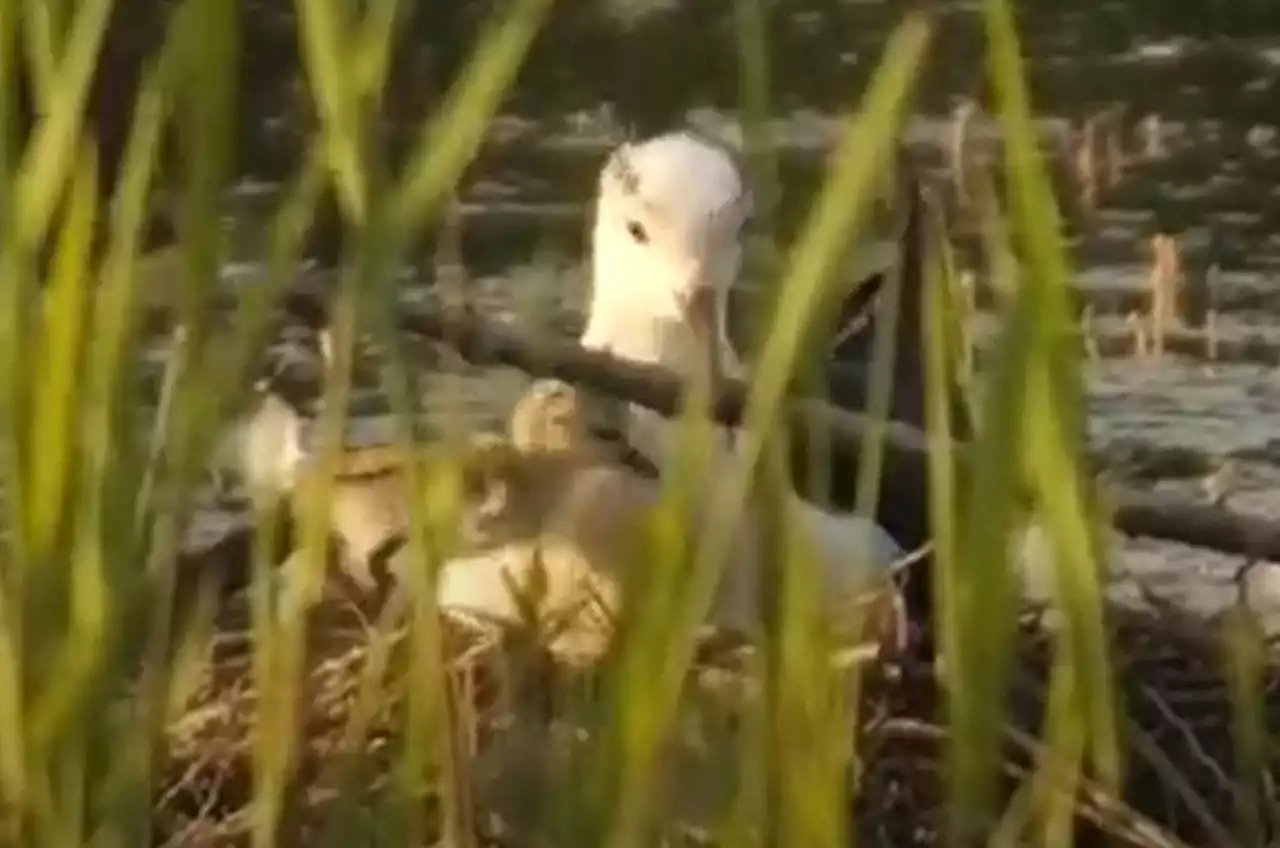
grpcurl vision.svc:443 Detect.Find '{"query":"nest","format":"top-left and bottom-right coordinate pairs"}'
top-left (856, 603), bottom-right (1280, 848)
top-left (156, 550), bottom-right (1280, 848)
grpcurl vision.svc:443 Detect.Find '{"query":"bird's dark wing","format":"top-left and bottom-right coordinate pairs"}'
top-left (788, 159), bottom-right (974, 630)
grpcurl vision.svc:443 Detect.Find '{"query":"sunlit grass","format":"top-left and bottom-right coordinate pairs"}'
top-left (0, 0), bottom-right (1261, 845)
top-left (977, 0), bottom-right (1119, 837)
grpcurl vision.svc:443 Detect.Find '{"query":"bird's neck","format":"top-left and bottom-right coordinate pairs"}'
top-left (580, 285), bottom-right (743, 378)
top-left (579, 299), bottom-right (674, 365)
top-left (580, 279), bottom-right (744, 477)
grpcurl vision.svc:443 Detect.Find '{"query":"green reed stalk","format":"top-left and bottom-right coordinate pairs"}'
top-left (983, 0), bottom-right (1119, 795)
top-left (275, 0), bottom-right (556, 844)
top-left (1222, 606), bottom-right (1270, 847)
top-left (0, 0), bottom-right (121, 842)
top-left (925, 0), bottom-right (1120, 844)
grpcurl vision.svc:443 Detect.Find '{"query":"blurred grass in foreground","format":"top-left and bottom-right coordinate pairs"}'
top-left (0, 0), bottom-right (1248, 844)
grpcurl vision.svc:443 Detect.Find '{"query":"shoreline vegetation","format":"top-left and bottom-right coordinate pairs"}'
top-left (1, 1), bottom-right (1276, 846)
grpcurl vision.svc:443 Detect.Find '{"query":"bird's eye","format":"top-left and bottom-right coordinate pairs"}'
top-left (625, 220), bottom-right (649, 244)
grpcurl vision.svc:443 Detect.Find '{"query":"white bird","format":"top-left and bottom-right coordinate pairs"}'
top-left (579, 132), bottom-right (1127, 628)
top-left (578, 130), bottom-right (907, 612)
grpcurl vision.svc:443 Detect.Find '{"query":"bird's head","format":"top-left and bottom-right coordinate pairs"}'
top-left (583, 130), bottom-right (753, 356)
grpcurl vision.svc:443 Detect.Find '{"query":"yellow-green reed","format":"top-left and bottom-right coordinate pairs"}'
top-left (932, 207), bottom-right (982, 427)
top-left (357, 0), bottom-right (558, 841)
top-left (2, 0), bottom-right (110, 594)
top-left (734, 4), bottom-right (851, 847)
top-left (25, 145), bottom-right (97, 753)
top-left (736, 23), bottom-right (929, 848)
top-left (0, 0), bottom-right (314, 842)
top-left (923, 0), bottom-right (1121, 843)
top-left (850, 168), bottom-right (907, 525)
top-left (20, 1), bottom-right (62, 115)
top-left (2, 144), bottom-right (102, 846)
top-left (249, 0), bottom-right (374, 831)
top-left (1222, 605), bottom-right (1270, 846)
top-left (732, 0), bottom-right (781, 297)
top-left (75, 30), bottom-right (186, 848)
top-left (724, 37), bottom-right (886, 847)
top-left (27, 144), bottom-right (94, 580)
top-left (0, 0), bottom-right (116, 839)
top-left (256, 0), bottom-right (558, 845)
top-left (6, 0), bottom-right (109, 255)
top-left (0, 1), bottom-right (14, 201)
top-left (296, 0), bottom-right (371, 221)
top-left (985, 0), bottom-right (1119, 796)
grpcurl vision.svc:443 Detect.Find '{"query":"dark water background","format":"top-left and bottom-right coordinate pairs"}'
top-left (71, 0), bottom-right (1280, 618)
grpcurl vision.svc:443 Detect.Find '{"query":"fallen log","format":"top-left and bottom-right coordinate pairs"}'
top-left (277, 289), bottom-right (1280, 564)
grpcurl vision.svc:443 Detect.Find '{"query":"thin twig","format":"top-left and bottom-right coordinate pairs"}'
top-left (870, 717), bottom-right (1194, 848)
top-left (1134, 682), bottom-right (1239, 813)
top-left (1120, 713), bottom-right (1239, 848)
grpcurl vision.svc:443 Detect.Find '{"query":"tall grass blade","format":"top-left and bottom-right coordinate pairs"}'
top-left (271, 0), bottom-right (554, 841)
top-left (1222, 607), bottom-right (1269, 846)
top-left (30, 146), bottom-right (100, 848)
top-left (940, 213), bottom-right (1029, 846)
top-left (727, 30), bottom-right (857, 843)
top-left (25, 146), bottom-right (98, 755)
top-left (26, 141), bottom-right (93, 568)
top-left (851, 172), bottom-right (905, 526)
top-left (20, 0), bottom-right (62, 113)
top-left (982, 0), bottom-right (1119, 798)
top-left (0, 0), bottom-right (113, 597)
top-left (296, 0), bottom-right (367, 220)
top-left (354, 1), bottom-right (557, 830)
top-left (733, 0), bottom-right (782, 357)
top-left (931, 0), bottom-right (1121, 841)
top-left (70, 23), bottom-right (182, 848)
top-left (0, 0), bottom-right (16, 196)
top-left (7, 0), bottom-right (111, 254)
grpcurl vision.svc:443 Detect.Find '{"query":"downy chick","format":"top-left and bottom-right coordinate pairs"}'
top-left (217, 366), bottom-right (633, 618)
top-left (438, 379), bottom-right (905, 661)
top-left (215, 372), bottom-right (491, 594)
top-left (432, 379), bottom-right (650, 660)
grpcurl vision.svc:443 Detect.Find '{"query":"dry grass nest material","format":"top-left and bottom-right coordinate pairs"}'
top-left (157, 569), bottom-right (1280, 848)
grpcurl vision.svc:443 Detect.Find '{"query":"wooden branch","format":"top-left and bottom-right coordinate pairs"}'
top-left (278, 289), bottom-right (1280, 564)
top-left (1107, 489), bottom-right (1280, 563)
top-left (279, 288), bottom-right (936, 456)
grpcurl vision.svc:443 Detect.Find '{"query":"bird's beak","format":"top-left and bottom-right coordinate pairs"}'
top-left (676, 280), bottom-right (725, 389)
top-left (678, 281), bottom-right (718, 344)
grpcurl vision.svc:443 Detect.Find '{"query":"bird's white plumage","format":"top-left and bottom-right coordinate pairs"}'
top-left (583, 130), bottom-right (750, 350)
top-left (431, 538), bottom-right (621, 660)
top-left (582, 131), bottom-right (749, 472)
top-left (220, 389), bottom-right (308, 502)
top-left (581, 130), bottom-right (905, 600)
